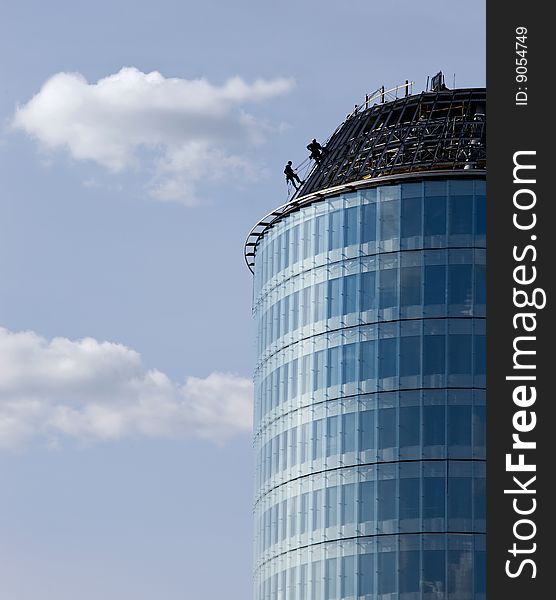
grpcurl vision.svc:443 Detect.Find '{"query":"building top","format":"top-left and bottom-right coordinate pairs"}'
top-left (244, 86), bottom-right (486, 273)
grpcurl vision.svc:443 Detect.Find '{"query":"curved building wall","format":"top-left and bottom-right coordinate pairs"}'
top-left (252, 176), bottom-right (486, 600)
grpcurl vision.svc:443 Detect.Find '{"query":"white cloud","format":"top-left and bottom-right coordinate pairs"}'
top-left (12, 67), bottom-right (294, 204)
top-left (0, 327), bottom-right (253, 450)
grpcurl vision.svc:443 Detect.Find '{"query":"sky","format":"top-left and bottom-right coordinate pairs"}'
top-left (0, 1), bottom-right (485, 598)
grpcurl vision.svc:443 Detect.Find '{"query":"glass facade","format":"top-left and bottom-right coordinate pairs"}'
top-left (251, 177), bottom-right (486, 599)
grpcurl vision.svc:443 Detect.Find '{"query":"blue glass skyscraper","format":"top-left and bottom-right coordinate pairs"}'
top-left (245, 84), bottom-right (486, 600)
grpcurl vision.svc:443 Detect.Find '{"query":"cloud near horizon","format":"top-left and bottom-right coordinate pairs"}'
top-left (0, 327), bottom-right (253, 450)
top-left (12, 67), bottom-right (294, 204)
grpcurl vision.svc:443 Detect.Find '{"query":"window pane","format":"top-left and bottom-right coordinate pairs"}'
top-left (400, 406), bottom-right (420, 447)
top-left (423, 405), bottom-right (445, 446)
top-left (342, 412), bottom-right (357, 453)
top-left (344, 206), bottom-right (359, 246)
top-left (380, 199), bottom-right (399, 241)
top-left (379, 268), bottom-right (398, 309)
top-left (377, 552), bottom-right (396, 594)
top-left (424, 196), bottom-right (447, 236)
top-left (423, 549), bottom-right (446, 594)
top-left (360, 480), bottom-right (375, 522)
top-left (344, 274), bottom-right (358, 314)
top-left (361, 203), bottom-right (376, 243)
top-left (377, 479), bottom-right (396, 521)
top-left (449, 195), bottom-right (473, 234)
top-left (360, 410), bottom-right (375, 451)
top-left (424, 264), bottom-right (446, 305)
top-left (449, 477), bottom-right (472, 519)
top-left (329, 210), bottom-right (342, 250)
top-left (361, 340), bottom-right (376, 380)
top-left (448, 405), bottom-right (472, 446)
top-left (449, 264), bottom-right (472, 306)
top-left (475, 194), bottom-right (486, 236)
top-left (328, 278), bottom-right (342, 318)
top-left (423, 335), bottom-right (445, 375)
top-left (342, 343), bottom-right (357, 384)
top-left (378, 407), bottom-right (396, 449)
top-left (399, 478), bottom-right (420, 519)
top-left (400, 336), bottom-right (421, 377)
top-left (360, 270), bottom-right (376, 312)
top-left (379, 337), bottom-right (397, 378)
top-left (358, 554), bottom-right (374, 596)
top-left (401, 195), bottom-right (422, 238)
top-left (448, 334), bottom-right (472, 374)
top-left (341, 556), bottom-right (355, 597)
top-left (400, 266), bottom-right (422, 306)
top-left (475, 264), bottom-right (486, 305)
top-left (399, 550), bottom-right (420, 593)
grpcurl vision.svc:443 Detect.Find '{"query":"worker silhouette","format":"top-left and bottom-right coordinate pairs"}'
top-left (284, 161), bottom-right (303, 190)
top-left (307, 138), bottom-right (325, 164)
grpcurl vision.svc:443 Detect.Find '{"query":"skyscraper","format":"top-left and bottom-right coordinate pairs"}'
top-left (245, 82), bottom-right (486, 600)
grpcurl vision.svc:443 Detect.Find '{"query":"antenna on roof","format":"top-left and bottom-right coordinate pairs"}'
top-left (430, 70), bottom-right (448, 91)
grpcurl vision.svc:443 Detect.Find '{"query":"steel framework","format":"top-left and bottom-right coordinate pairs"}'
top-left (298, 88), bottom-right (486, 197)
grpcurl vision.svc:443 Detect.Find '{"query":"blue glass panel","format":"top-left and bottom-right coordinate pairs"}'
top-left (344, 274), bottom-right (358, 315)
top-left (379, 338), bottom-right (397, 378)
top-left (449, 477), bottom-right (472, 519)
top-left (401, 266), bottom-right (422, 306)
top-left (377, 551), bottom-right (396, 594)
top-left (475, 264), bottom-right (486, 305)
top-left (341, 483), bottom-right (356, 525)
top-left (424, 195), bottom-right (447, 236)
top-left (449, 334), bottom-right (472, 374)
top-left (424, 264), bottom-right (446, 305)
top-left (360, 271), bottom-right (376, 311)
top-left (474, 335), bottom-right (486, 375)
top-left (423, 477), bottom-right (445, 519)
top-left (474, 551), bottom-right (487, 593)
top-left (342, 343), bottom-right (357, 384)
top-left (329, 210), bottom-right (343, 250)
top-left (360, 410), bottom-right (375, 451)
top-left (327, 415), bottom-right (340, 457)
top-left (344, 206), bottom-right (359, 246)
top-left (328, 278), bottom-right (342, 318)
top-left (449, 264), bottom-right (473, 306)
top-left (399, 550), bottom-right (420, 593)
top-left (378, 408), bottom-right (396, 449)
top-left (342, 412), bottom-right (357, 453)
top-left (380, 199), bottom-right (399, 241)
top-left (399, 479), bottom-right (420, 520)
top-left (423, 549), bottom-right (446, 594)
top-left (423, 406), bottom-right (446, 446)
top-left (448, 405), bottom-right (472, 446)
top-left (360, 480), bottom-right (375, 522)
top-left (474, 477), bottom-right (486, 522)
top-left (377, 479), bottom-right (396, 521)
top-left (341, 556), bottom-right (356, 597)
top-left (475, 194), bottom-right (486, 236)
top-left (401, 195), bottom-right (422, 238)
top-left (448, 550), bottom-right (473, 598)
top-left (379, 268), bottom-right (398, 308)
top-left (326, 486), bottom-right (338, 527)
top-left (361, 203), bottom-right (376, 243)
top-left (400, 406), bottom-right (420, 447)
top-left (360, 340), bottom-right (376, 380)
top-left (423, 335), bottom-right (445, 375)
top-left (400, 336), bottom-right (421, 377)
top-left (358, 554), bottom-right (374, 596)
top-left (450, 195), bottom-right (473, 234)
top-left (325, 558), bottom-right (338, 600)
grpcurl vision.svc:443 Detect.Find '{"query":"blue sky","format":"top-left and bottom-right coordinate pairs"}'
top-left (0, 1), bottom-right (485, 598)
